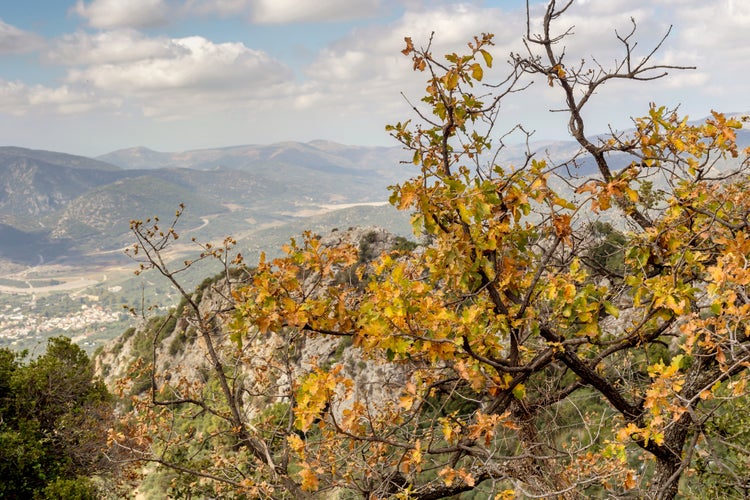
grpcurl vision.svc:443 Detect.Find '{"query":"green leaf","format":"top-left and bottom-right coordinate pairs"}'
top-left (710, 301), bottom-right (723, 315)
top-left (603, 301), bottom-right (619, 318)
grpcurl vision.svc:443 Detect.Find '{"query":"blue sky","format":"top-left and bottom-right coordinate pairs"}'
top-left (0, 0), bottom-right (747, 156)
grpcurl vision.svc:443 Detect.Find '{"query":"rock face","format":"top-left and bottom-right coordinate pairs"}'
top-left (94, 226), bottom-right (411, 417)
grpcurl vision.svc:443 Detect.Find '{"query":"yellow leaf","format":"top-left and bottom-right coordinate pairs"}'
top-left (731, 378), bottom-right (747, 396)
top-left (575, 181), bottom-right (599, 195)
top-left (399, 394), bottom-right (415, 410)
top-left (603, 301), bottom-right (619, 318)
top-left (479, 49), bottom-right (493, 68)
top-left (287, 434), bottom-right (306, 459)
top-left (445, 71), bottom-right (459, 90)
top-left (402, 37), bottom-right (414, 55)
top-left (716, 347), bottom-right (726, 365)
top-left (471, 63), bottom-right (483, 81)
top-left (495, 490), bottom-right (516, 500)
top-left (624, 471), bottom-right (636, 489)
top-left (299, 465), bottom-right (320, 491)
top-left (457, 202), bottom-right (472, 224)
top-left (552, 214), bottom-right (572, 244)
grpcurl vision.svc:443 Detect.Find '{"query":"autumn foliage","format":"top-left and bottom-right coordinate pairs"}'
top-left (113, 1), bottom-right (750, 498)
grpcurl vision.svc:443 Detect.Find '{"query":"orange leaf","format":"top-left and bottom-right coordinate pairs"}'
top-left (402, 37), bottom-right (414, 55)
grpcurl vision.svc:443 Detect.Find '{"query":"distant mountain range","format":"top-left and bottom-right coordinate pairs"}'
top-left (0, 141), bottom-right (410, 265)
top-left (1, 117), bottom-right (748, 266)
top-left (98, 140), bottom-right (405, 176)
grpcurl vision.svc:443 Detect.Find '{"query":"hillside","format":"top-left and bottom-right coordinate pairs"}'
top-left (98, 141), bottom-right (410, 206)
top-left (0, 223), bottom-right (73, 265)
top-left (98, 140), bottom-right (406, 178)
top-left (4, 122), bottom-right (747, 266)
top-left (94, 227), bottom-right (412, 498)
top-left (0, 151), bottom-right (122, 222)
top-left (51, 176), bottom-right (224, 249)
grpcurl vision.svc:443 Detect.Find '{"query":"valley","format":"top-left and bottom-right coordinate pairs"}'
top-left (0, 141), bottom-right (416, 351)
top-left (0, 198), bottom-right (412, 352)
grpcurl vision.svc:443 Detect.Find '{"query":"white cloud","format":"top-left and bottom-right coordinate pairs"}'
top-left (6, 26), bottom-right (294, 121)
top-left (0, 80), bottom-right (120, 115)
top-left (48, 30), bottom-right (184, 65)
top-left (0, 19), bottom-right (45, 54)
top-left (294, 0), bottom-right (750, 144)
top-left (300, 4), bottom-right (525, 121)
top-left (611, 0), bottom-right (750, 111)
top-left (305, 4), bottom-right (517, 86)
top-left (67, 36), bottom-right (288, 92)
top-left (63, 35), bottom-right (293, 118)
top-left (73, 0), bottom-right (171, 29)
top-left (183, 0), bottom-right (251, 16)
top-left (557, 0), bottom-right (750, 72)
top-left (250, 0), bottom-right (381, 24)
top-left (671, 1), bottom-right (750, 51)
top-left (4, 0), bottom-right (750, 156)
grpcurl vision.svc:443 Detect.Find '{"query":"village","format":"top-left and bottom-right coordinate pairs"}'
top-left (0, 301), bottom-right (126, 349)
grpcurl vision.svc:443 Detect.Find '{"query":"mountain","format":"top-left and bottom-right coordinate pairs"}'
top-left (98, 141), bottom-right (410, 192)
top-left (3, 117), bottom-right (748, 267)
top-left (94, 146), bottom-right (172, 170)
top-left (0, 141), bottom-right (413, 266)
top-left (99, 141), bottom-right (402, 171)
top-left (0, 146), bottom-right (120, 172)
top-left (0, 223), bottom-right (73, 265)
top-left (50, 176), bottom-right (224, 249)
top-left (0, 147), bottom-right (123, 222)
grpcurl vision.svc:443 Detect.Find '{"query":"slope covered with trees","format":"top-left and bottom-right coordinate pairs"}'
top-left (0, 337), bottom-right (116, 499)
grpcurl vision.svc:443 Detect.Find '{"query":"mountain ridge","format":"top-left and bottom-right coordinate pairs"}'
top-left (0, 146), bottom-right (121, 172)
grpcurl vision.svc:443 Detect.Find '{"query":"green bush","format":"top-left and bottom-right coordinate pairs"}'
top-left (39, 476), bottom-right (100, 500)
top-left (0, 338), bottom-right (114, 498)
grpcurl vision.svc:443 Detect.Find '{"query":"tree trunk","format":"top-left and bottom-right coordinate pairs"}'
top-left (647, 457), bottom-right (682, 500)
top-left (645, 415), bottom-right (691, 499)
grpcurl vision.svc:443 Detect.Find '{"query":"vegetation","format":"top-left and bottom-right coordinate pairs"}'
top-left (107, 2), bottom-right (750, 499)
top-left (0, 337), bottom-right (115, 499)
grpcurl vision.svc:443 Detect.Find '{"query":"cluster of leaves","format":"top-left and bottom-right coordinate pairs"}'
top-left (108, 2), bottom-right (750, 499)
top-left (0, 337), bottom-right (116, 499)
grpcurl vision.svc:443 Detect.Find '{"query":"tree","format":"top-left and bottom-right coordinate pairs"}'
top-left (0, 337), bottom-right (115, 499)
top-left (112, 1), bottom-right (750, 498)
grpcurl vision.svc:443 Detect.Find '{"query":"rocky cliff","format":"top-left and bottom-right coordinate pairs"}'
top-left (95, 226), bottom-right (413, 415)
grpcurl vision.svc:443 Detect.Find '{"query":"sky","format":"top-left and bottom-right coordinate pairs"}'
top-left (0, 0), bottom-right (748, 157)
